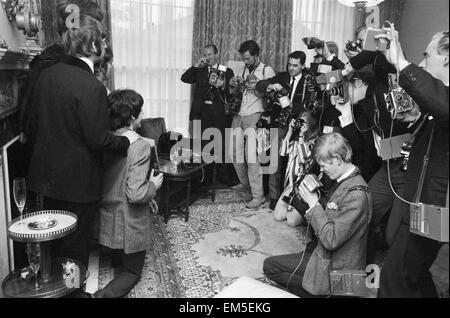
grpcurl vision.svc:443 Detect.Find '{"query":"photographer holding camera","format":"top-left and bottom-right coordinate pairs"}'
top-left (374, 27), bottom-right (449, 298)
top-left (229, 40), bottom-right (276, 209)
top-left (264, 133), bottom-right (371, 297)
top-left (342, 32), bottom-right (427, 264)
top-left (181, 44), bottom-right (236, 185)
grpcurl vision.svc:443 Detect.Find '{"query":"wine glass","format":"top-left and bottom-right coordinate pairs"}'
top-left (26, 243), bottom-right (42, 291)
top-left (13, 178), bottom-right (27, 225)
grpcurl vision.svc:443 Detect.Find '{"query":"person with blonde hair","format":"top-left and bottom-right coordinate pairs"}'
top-left (264, 133), bottom-right (372, 297)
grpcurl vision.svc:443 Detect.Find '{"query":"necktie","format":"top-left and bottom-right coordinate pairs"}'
top-left (289, 77), bottom-right (296, 99)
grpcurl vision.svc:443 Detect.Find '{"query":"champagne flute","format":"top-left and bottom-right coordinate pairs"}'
top-left (13, 178), bottom-right (27, 225)
top-left (27, 243), bottom-right (42, 291)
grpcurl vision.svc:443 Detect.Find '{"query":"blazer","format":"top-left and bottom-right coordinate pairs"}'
top-left (27, 56), bottom-right (130, 203)
top-left (181, 65), bottom-right (235, 121)
top-left (256, 71), bottom-right (309, 116)
top-left (99, 131), bottom-right (157, 254)
top-left (302, 168), bottom-right (372, 296)
top-left (386, 64), bottom-right (449, 245)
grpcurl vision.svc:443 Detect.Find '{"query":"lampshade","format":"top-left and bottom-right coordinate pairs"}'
top-left (337, 0), bottom-right (385, 8)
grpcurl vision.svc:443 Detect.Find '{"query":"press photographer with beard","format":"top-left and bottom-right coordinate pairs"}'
top-left (229, 40), bottom-right (275, 209)
top-left (375, 28), bottom-right (449, 298)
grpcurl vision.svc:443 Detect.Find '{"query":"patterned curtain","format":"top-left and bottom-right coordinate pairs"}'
top-left (379, 0), bottom-right (405, 27)
top-left (193, 0), bottom-right (293, 73)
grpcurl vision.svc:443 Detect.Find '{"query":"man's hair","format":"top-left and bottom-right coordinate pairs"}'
top-left (432, 31), bottom-right (449, 55)
top-left (108, 90), bottom-right (144, 131)
top-left (62, 15), bottom-right (106, 58)
top-left (56, 0), bottom-right (104, 35)
top-left (239, 40), bottom-right (260, 57)
top-left (326, 41), bottom-right (339, 58)
top-left (313, 133), bottom-right (353, 164)
top-left (289, 51), bottom-right (306, 65)
top-left (205, 44), bottom-right (218, 54)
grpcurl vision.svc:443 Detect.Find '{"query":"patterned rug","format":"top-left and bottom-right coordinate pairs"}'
top-left (98, 189), bottom-right (306, 298)
top-left (98, 189), bottom-right (448, 298)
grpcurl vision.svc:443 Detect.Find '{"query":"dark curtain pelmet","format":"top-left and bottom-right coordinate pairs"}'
top-left (193, 0), bottom-right (294, 73)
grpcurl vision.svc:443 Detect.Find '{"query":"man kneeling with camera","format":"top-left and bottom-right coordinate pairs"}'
top-left (263, 133), bottom-right (372, 297)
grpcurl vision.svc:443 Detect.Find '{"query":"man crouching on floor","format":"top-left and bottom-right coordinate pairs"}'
top-left (263, 133), bottom-right (372, 297)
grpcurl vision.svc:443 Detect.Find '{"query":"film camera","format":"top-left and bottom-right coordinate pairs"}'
top-left (226, 76), bottom-right (247, 115)
top-left (257, 86), bottom-right (293, 129)
top-left (303, 37), bottom-right (325, 50)
top-left (345, 40), bottom-right (362, 52)
top-left (385, 74), bottom-right (415, 117)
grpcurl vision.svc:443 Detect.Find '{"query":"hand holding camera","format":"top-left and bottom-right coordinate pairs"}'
top-left (150, 169), bottom-right (164, 190)
top-left (267, 83), bottom-right (284, 92)
top-left (195, 57), bottom-right (209, 68)
top-left (374, 22), bottom-right (410, 71)
top-left (298, 174), bottom-right (322, 209)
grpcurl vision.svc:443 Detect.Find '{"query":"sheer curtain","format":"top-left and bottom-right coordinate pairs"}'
top-left (110, 0), bottom-right (194, 136)
top-left (291, 0), bottom-right (355, 66)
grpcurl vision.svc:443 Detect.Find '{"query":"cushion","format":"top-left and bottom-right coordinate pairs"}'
top-left (214, 277), bottom-right (299, 299)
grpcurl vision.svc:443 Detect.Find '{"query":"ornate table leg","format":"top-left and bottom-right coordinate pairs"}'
top-left (40, 241), bottom-right (52, 283)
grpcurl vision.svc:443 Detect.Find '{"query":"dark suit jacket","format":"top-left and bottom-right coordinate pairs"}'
top-left (256, 71), bottom-right (309, 116)
top-left (386, 64), bottom-right (449, 244)
top-left (181, 66), bottom-right (234, 122)
top-left (27, 56), bottom-right (130, 203)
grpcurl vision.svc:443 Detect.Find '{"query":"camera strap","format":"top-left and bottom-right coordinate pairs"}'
top-left (413, 121), bottom-right (436, 204)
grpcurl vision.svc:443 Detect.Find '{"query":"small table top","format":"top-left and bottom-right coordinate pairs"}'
top-left (159, 159), bottom-right (215, 180)
top-left (2, 258), bottom-right (88, 298)
top-left (8, 210), bottom-right (78, 243)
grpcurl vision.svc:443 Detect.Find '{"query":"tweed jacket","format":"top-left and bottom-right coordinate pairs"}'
top-left (302, 168), bottom-right (372, 295)
top-left (99, 130), bottom-right (157, 254)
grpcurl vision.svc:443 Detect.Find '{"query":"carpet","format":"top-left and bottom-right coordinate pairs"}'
top-left (98, 189), bottom-right (306, 298)
top-left (98, 189), bottom-right (448, 298)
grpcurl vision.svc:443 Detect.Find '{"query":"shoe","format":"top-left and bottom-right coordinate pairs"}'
top-left (231, 184), bottom-right (250, 193)
top-left (246, 198), bottom-right (266, 209)
top-left (269, 200), bottom-right (278, 211)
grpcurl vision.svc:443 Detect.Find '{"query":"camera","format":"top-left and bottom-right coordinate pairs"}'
top-left (301, 174), bottom-right (324, 193)
top-left (345, 40), bottom-right (362, 52)
top-left (410, 203), bottom-right (449, 243)
top-left (363, 28), bottom-right (389, 52)
top-left (385, 74), bottom-right (415, 117)
top-left (303, 37), bottom-right (324, 50)
top-left (330, 270), bottom-right (373, 298)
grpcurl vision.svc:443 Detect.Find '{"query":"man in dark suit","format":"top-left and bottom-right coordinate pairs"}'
top-left (27, 15), bottom-right (136, 267)
top-left (181, 44), bottom-right (236, 185)
top-left (256, 51), bottom-right (309, 210)
top-left (376, 28), bottom-right (449, 298)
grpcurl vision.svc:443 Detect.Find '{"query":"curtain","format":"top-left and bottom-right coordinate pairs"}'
top-left (110, 0), bottom-right (194, 136)
top-left (291, 0), bottom-right (355, 66)
top-left (193, 0), bottom-right (293, 73)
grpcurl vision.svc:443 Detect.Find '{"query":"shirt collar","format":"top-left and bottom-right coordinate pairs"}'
top-left (337, 165), bottom-right (356, 183)
top-left (292, 73), bottom-right (303, 81)
top-left (78, 57), bottom-right (94, 74)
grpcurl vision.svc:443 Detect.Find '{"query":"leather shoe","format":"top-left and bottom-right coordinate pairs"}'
top-left (246, 198), bottom-right (266, 209)
top-left (269, 200), bottom-right (278, 211)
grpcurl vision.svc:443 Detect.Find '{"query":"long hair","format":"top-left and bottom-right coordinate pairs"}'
top-left (62, 15), bottom-right (106, 58)
top-left (56, 0), bottom-right (104, 35)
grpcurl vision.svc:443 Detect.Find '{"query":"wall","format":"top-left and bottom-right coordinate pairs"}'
top-left (400, 0), bottom-right (449, 65)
